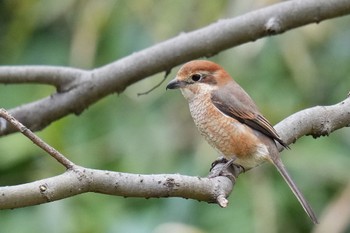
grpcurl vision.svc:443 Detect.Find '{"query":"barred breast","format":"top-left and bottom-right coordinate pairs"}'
top-left (187, 93), bottom-right (269, 168)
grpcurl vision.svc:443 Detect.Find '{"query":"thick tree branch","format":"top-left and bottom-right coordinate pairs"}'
top-left (0, 66), bottom-right (84, 91)
top-left (0, 96), bottom-right (349, 210)
top-left (0, 0), bottom-right (349, 135)
top-left (275, 96), bottom-right (350, 148)
top-left (0, 167), bottom-right (233, 210)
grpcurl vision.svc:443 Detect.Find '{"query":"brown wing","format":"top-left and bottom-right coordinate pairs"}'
top-left (211, 82), bottom-right (289, 149)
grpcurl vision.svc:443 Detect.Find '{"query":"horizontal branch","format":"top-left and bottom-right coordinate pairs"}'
top-left (0, 66), bottom-right (85, 91)
top-left (0, 166), bottom-right (233, 210)
top-left (0, 0), bottom-right (349, 135)
top-left (0, 96), bottom-right (349, 210)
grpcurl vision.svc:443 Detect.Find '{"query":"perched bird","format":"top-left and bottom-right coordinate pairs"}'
top-left (166, 60), bottom-right (318, 224)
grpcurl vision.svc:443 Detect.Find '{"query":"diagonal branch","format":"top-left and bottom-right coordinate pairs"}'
top-left (0, 108), bottom-right (75, 169)
top-left (0, 0), bottom-right (349, 136)
top-left (0, 96), bottom-right (349, 210)
top-left (275, 95), bottom-right (350, 148)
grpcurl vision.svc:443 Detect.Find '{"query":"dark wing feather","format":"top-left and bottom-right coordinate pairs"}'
top-left (211, 83), bottom-right (289, 149)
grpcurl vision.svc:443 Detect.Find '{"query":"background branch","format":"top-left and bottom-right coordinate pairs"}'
top-left (0, 0), bottom-right (349, 136)
top-left (0, 66), bottom-right (83, 90)
top-left (1, 96), bottom-right (348, 210)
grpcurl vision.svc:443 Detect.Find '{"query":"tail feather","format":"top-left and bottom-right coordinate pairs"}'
top-left (273, 159), bottom-right (318, 224)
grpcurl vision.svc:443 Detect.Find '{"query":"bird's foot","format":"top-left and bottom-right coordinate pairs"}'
top-left (210, 156), bottom-right (228, 171)
top-left (208, 157), bottom-right (242, 182)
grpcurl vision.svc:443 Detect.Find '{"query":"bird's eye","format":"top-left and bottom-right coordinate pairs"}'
top-left (191, 74), bottom-right (202, 82)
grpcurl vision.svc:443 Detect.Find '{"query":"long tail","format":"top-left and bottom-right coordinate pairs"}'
top-left (272, 158), bottom-right (318, 224)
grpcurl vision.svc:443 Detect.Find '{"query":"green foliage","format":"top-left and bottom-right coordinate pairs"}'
top-left (1, 0), bottom-right (350, 232)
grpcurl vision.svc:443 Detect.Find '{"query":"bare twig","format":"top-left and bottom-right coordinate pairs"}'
top-left (0, 108), bottom-right (75, 169)
top-left (137, 69), bottom-right (171, 96)
top-left (0, 0), bottom-right (349, 136)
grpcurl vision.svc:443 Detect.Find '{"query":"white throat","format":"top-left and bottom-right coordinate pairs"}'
top-left (180, 83), bottom-right (218, 102)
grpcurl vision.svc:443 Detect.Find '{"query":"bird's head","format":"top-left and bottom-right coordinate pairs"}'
top-left (166, 60), bottom-right (233, 100)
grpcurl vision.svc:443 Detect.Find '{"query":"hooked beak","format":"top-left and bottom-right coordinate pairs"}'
top-left (166, 78), bottom-right (186, 90)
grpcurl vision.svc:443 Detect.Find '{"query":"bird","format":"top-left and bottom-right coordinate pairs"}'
top-left (166, 60), bottom-right (318, 224)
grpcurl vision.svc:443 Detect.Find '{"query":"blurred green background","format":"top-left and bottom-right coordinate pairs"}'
top-left (1, 0), bottom-right (350, 233)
